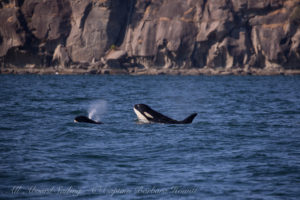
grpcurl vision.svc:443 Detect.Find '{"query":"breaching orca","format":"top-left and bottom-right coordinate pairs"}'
top-left (74, 116), bottom-right (102, 124)
top-left (133, 104), bottom-right (197, 124)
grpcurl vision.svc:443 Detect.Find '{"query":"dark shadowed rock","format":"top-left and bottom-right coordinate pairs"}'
top-left (104, 49), bottom-right (127, 69)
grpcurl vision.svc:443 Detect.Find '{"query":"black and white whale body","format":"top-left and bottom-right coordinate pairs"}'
top-left (74, 116), bottom-right (102, 124)
top-left (133, 104), bottom-right (197, 124)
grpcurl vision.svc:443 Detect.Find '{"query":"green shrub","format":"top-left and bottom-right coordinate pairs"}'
top-left (110, 44), bottom-right (116, 50)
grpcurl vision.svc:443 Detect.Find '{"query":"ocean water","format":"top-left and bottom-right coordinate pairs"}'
top-left (0, 75), bottom-right (299, 200)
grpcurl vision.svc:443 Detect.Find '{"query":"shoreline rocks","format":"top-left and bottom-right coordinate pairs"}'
top-left (1, 65), bottom-right (300, 76)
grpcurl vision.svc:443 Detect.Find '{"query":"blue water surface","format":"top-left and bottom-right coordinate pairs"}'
top-left (0, 75), bottom-right (299, 199)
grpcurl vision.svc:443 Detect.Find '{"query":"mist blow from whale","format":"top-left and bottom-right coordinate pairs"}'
top-left (87, 100), bottom-right (107, 122)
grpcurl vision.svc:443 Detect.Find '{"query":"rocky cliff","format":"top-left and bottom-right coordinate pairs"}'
top-left (1, 0), bottom-right (300, 75)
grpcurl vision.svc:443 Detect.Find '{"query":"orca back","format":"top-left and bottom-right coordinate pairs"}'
top-left (134, 104), bottom-right (197, 124)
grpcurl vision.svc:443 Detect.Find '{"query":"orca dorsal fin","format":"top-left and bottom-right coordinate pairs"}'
top-left (181, 113), bottom-right (197, 124)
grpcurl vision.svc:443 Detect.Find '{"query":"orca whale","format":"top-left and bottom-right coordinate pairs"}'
top-left (133, 104), bottom-right (197, 124)
top-left (74, 116), bottom-right (102, 124)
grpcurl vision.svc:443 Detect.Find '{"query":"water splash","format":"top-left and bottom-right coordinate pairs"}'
top-left (88, 100), bottom-right (107, 122)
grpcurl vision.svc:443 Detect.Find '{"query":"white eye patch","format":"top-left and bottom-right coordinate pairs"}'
top-left (144, 112), bottom-right (153, 119)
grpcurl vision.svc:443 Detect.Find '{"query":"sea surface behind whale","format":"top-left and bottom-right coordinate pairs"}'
top-left (0, 75), bottom-right (300, 199)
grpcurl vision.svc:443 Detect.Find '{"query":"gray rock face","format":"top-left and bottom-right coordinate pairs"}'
top-left (1, 0), bottom-right (300, 74)
top-left (21, 0), bottom-right (71, 42)
top-left (52, 44), bottom-right (70, 69)
top-left (0, 7), bottom-right (25, 57)
top-left (66, 0), bottom-right (129, 63)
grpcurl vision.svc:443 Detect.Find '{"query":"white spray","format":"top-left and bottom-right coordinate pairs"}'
top-left (88, 100), bottom-right (107, 122)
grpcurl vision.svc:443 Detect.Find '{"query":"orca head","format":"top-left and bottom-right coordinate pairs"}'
top-left (74, 115), bottom-right (102, 124)
top-left (74, 116), bottom-right (91, 123)
top-left (133, 104), bottom-right (155, 123)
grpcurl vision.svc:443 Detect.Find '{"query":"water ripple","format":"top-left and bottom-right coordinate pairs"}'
top-left (0, 75), bottom-right (299, 199)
